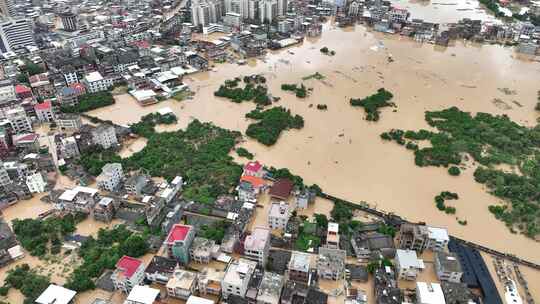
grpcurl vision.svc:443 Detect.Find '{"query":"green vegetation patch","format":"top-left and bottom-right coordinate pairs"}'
top-left (245, 107), bottom-right (304, 146)
top-left (302, 72), bottom-right (326, 81)
top-left (214, 75), bottom-right (271, 106)
top-left (13, 213), bottom-right (86, 257)
top-left (236, 147), bottom-right (254, 160)
top-left (79, 146), bottom-right (122, 176)
top-left (281, 83), bottom-right (308, 98)
top-left (381, 107), bottom-right (540, 237)
top-left (434, 191), bottom-right (459, 214)
top-left (3, 264), bottom-right (50, 304)
top-left (61, 92), bottom-right (115, 113)
top-left (130, 112), bottom-right (177, 137)
top-left (350, 88), bottom-right (394, 121)
top-left (65, 225), bottom-right (149, 292)
top-left (200, 221), bottom-right (230, 244)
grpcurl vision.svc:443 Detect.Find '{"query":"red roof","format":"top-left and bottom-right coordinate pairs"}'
top-left (240, 175), bottom-right (266, 188)
top-left (269, 178), bottom-right (294, 199)
top-left (166, 224), bottom-right (192, 243)
top-left (115, 256), bottom-right (142, 279)
top-left (69, 82), bottom-right (85, 91)
top-left (14, 84), bottom-right (31, 94)
top-left (34, 100), bottom-right (52, 111)
top-left (244, 161), bottom-right (262, 173)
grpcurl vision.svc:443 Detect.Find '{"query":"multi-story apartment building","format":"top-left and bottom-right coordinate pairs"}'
top-left (425, 227), bottom-right (449, 251)
top-left (398, 223), bottom-right (428, 251)
top-left (56, 114), bottom-right (82, 131)
top-left (56, 186), bottom-right (100, 214)
top-left (288, 251), bottom-right (311, 284)
top-left (91, 124), bottom-right (118, 149)
top-left (434, 251), bottom-right (463, 283)
top-left (190, 237), bottom-right (216, 264)
top-left (165, 224), bottom-right (196, 265)
top-left (5, 107), bottom-right (32, 134)
top-left (0, 18), bottom-right (35, 54)
top-left (221, 258), bottom-right (257, 299)
top-left (96, 163), bottom-right (123, 192)
top-left (198, 267), bottom-right (225, 296)
top-left (93, 197), bottom-right (115, 222)
top-left (166, 268), bottom-right (198, 300)
top-left (326, 222), bottom-right (339, 249)
top-left (111, 255), bottom-right (145, 293)
top-left (244, 226), bottom-right (271, 265)
top-left (268, 202), bottom-right (289, 230)
top-left (34, 100), bottom-right (55, 123)
top-left (25, 172), bottom-right (46, 193)
top-left (395, 249), bottom-right (425, 281)
top-left (83, 71), bottom-right (113, 93)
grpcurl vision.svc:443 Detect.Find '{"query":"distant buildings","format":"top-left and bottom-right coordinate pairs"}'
top-left (165, 224), bottom-right (196, 265)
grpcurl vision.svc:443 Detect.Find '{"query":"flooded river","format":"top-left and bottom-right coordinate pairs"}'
top-left (87, 21), bottom-right (540, 299)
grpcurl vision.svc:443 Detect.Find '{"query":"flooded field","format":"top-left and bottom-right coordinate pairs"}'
top-left (390, 0), bottom-right (501, 23)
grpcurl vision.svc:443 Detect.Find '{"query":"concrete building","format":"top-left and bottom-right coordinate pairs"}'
top-left (426, 227), bottom-right (449, 251)
top-left (190, 237), bottom-right (218, 264)
top-left (434, 251), bottom-right (462, 283)
top-left (326, 222), bottom-right (339, 249)
top-left (416, 282), bottom-right (446, 304)
top-left (36, 284), bottom-right (76, 304)
top-left (259, 0), bottom-right (277, 23)
top-left (268, 202), bottom-right (289, 229)
top-left (221, 258), bottom-right (257, 298)
top-left (198, 267), bottom-right (225, 296)
top-left (125, 174), bottom-right (149, 196)
top-left (398, 223), bottom-right (428, 251)
top-left (56, 186), bottom-right (100, 214)
top-left (395, 249), bottom-right (425, 281)
top-left (124, 285), bottom-right (160, 304)
top-left (277, 0), bottom-right (287, 16)
top-left (0, 83), bottom-right (15, 104)
top-left (56, 114), bottom-right (82, 131)
top-left (25, 171), bottom-right (45, 193)
top-left (288, 251), bottom-right (311, 283)
top-left (5, 107), bottom-right (32, 134)
top-left (0, 18), bottom-right (35, 54)
top-left (83, 71), bottom-right (113, 93)
top-left (257, 272), bottom-right (284, 304)
top-left (165, 224), bottom-right (196, 265)
top-left (244, 226), bottom-right (271, 265)
top-left (317, 247), bottom-right (346, 280)
top-left (92, 124), bottom-right (118, 149)
top-left (111, 256), bottom-right (146, 293)
top-left (166, 268), bottom-right (198, 300)
top-left (0, 165), bottom-right (11, 186)
top-left (59, 12), bottom-right (77, 31)
top-left (34, 100), bottom-right (55, 123)
top-left (59, 136), bottom-right (80, 159)
top-left (96, 163), bottom-right (123, 192)
top-left (187, 296), bottom-right (215, 304)
top-left (0, 0), bottom-right (15, 17)
top-left (93, 197), bottom-right (116, 222)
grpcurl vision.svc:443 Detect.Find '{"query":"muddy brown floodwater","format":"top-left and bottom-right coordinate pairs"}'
top-left (87, 21), bottom-right (540, 298)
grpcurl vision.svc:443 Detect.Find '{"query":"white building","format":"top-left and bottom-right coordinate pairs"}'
top-left (221, 258), bottom-right (257, 298)
top-left (0, 18), bottom-right (35, 54)
top-left (97, 163), bottom-right (123, 192)
top-left (395, 249), bottom-right (425, 281)
top-left (244, 226), bottom-right (271, 265)
top-left (166, 268), bottom-right (198, 299)
top-left (36, 284), bottom-right (76, 304)
top-left (59, 136), bottom-right (80, 159)
top-left (83, 71), bottom-right (113, 93)
top-left (277, 0), bottom-right (287, 16)
top-left (326, 222), bottom-right (339, 249)
top-left (92, 124), bottom-right (118, 149)
top-left (416, 282), bottom-right (446, 304)
top-left (268, 202), bottom-right (289, 229)
top-left (26, 171), bottom-right (46, 193)
top-left (6, 107), bottom-right (32, 134)
top-left (124, 285), bottom-right (160, 304)
top-left (56, 114), bottom-right (82, 130)
top-left (257, 272), bottom-right (284, 304)
top-left (434, 251), bottom-right (462, 283)
top-left (34, 100), bottom-right (55, 123)
top-left (0, 83), bottom-right (15, 104)
top-left (0, 166), bottom-right (11, 186)
top-left (187, 296), bottom-right (215, 304)
top-left (426, 227), bottom-right (449, 251)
